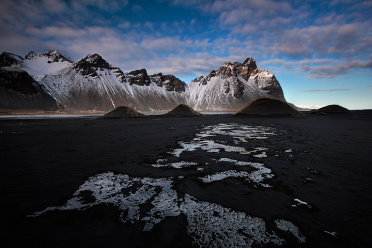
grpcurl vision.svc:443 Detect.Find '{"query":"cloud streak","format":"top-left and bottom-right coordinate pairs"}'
top-left (301, 89), bottom-right (351, 92)
top-left (300, 59), bottom-right (372, 78)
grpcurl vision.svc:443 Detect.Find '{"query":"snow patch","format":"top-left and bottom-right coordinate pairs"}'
top-left (275, 219), bottom-right (306, 243)
top-left (30, 172), bottom-right (293, 247)
top-left (151, 161), bottom-right (198, 169)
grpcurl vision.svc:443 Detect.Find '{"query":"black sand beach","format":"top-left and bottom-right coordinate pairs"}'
top-left (1, 111), bottom-right (372, 247)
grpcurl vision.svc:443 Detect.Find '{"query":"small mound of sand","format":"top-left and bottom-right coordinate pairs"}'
top-left (101, 106), bottom-right (145, 119)
top-left (311, 105), bottom-right (349, 114)
top-left (166, 104), bottom-right (202, 117)
top-left (234, 98), bottom-right (303, 117)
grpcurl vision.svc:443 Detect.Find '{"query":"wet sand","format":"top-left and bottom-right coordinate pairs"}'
top-left (1, 111), bottom-right (372, 247)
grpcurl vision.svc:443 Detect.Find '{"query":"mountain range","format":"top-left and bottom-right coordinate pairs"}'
top-left (0, 50), bottom-right (285, 112)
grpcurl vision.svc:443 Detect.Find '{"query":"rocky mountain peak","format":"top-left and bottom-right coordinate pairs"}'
top-left (149, 73), bottom-right (186, 92)
top-left (243, 57), bottom-right (255, 65)
top-left (25, 51), bottom-right (37, 60)
top-left (161, 74), bottom-right (186, 92)
top-left (81, 54), bottom-right (111, 68)
top-left (127, 68), bottom-right (151, 86)
top-left (73, 54), bottom-right (112, 77)
top-left (236, 57), bottom-right (258, 80)
top-left (0, 52), bottom-right (24, 67)
top-left (150, 73), bottom-right (163, 86)
top-left (42, 50), bottom-right (73, 63)
top-left (25, 50), bottom-right (73, 64)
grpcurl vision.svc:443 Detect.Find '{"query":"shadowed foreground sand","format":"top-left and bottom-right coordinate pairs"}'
top-left (1, 111), bottom-right (372, 247)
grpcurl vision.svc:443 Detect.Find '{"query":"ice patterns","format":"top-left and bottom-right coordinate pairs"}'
top-left (29, 123), bottom-right (306, 247)
top-left (30, 172), bottom-right (304, 247)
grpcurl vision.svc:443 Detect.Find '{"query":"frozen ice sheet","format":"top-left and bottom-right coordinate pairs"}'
top-left (30, 172), bottom-right (305, 247)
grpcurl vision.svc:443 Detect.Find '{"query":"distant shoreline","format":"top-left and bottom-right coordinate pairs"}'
top-left (0, 108), bottom-right (239, 116)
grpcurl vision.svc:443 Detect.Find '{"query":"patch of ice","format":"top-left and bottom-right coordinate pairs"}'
top-left (324, 230), bottom-right (338, 237)
top-left (29, 172), bottom-right (307, 247)
top-left (182, 194), bottom-right (284, 247)
top-left (196, 123), bottom-right (276, 141)
top-left (171, 139), bottom-right (249, 157)
top-left (218, 158), bottom-right (264, 167)
top-left (199, 164), bottom-right (274, 187)
top-left (200, 170), bottom-right (251, 183)
top-left (275, 219), bottom-right (306, 243)
top-left (217, 158), bottom-right (274, 186)
top-left (151, 161), bottom-right (198, 169)
top-left (293, 198), bottom-right (311, 208)
top-left (171, 124), bottom-right (276, 157)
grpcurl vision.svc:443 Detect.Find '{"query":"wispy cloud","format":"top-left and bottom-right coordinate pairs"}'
top-left (1, 0), bottom-right (371, 83)
top-left (300, 59), bottom-right (372, 78)
top-left (301, 89), bottom-right (351, 92)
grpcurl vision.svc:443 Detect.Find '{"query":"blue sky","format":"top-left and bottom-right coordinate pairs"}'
top-left (1, 0), bottom-right (371, 109)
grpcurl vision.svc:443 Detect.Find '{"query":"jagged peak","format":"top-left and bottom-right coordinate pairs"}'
top-left (25, 50), bottom-right (73, 63)
top-left (0, 52), bottom-right (24, 67)
top-left (77, 54), bottom-right (111, 69)
top-left (243, 57), bottom-right (255, 65)
top-left (126, 68), bottom-right (150, 86)
top-left (127, 68), bottom-right (148, 76)
top-left (222, 61), bottom-right (234, 69)
top-left (1, 52), bottom-right (24, 61)
top-left (83, 53), bottom-right (102, 61)
top-left (25, 51), bottom-right (37, 60)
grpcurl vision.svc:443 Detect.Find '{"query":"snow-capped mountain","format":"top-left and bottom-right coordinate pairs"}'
top-left (0, 67), bottom-right (58, 110)
top-left (188, 58), bottom-right (284, 110)
top-left (33, 53), bottom-right (188, 111)
top-left (0, 50), bottom-right (286, 112)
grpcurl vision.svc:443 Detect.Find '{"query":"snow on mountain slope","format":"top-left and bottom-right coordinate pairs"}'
top-left (37, 54), bottom-right (187, 111)
top-left (188, 58), bottom-right (285, 110)
top-left (21, 50), bottom-right (73, 76)
top-left (1, 50), bottom-right (286, 112)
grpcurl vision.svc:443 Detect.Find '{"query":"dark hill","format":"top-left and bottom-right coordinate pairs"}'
top-left (166, 104), bottom-right (202, 117)
top-left (234, 98), bottom-right (303, 117)
top-left (311, 105), bottom-right (349, 114)
top-left (101, 106), bottom-right (145, 119)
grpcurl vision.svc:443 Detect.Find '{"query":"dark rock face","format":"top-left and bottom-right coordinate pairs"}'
top-left (231, 78), bottom-right (244, 99)
top-left (25, 51), bottom-right (37, 60)
top-left (0, 52), bottom-right (24, 67)
top-left (162, 75), bottom-right (186, 92)
top-left (73, 54), bottom-right (112, 77)
top-left (0, 68), bottom-right (58, 110)
top-left (127, 69), bottom-right (151, 86)
top-left (111, 68), bottom-right (126, 83)
top-left (237, 57), bottom-right (259, 80)
top-left (217, 62), bottom-right (245, 99)
top-left (252, 72), bottom-right (284, 99)
top-left (0, 69), bottom-right (38, 95)
top-left (150, 73), bottom-right (163, 86)
top-left (218, 63), bottom-right (235, 79)
top-left (148, 73), bottom-right (186, 92)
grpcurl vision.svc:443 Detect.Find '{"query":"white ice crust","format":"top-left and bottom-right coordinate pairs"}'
top-left (30, 172), bottom-right (303, 247)
top-left (275, 219), bottom-right (306, 243)
top-left (29, 123), bottom-right (306, 247)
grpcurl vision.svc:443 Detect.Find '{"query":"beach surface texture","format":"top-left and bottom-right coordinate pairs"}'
top-left (1, 111), bottom-right (372, 247)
